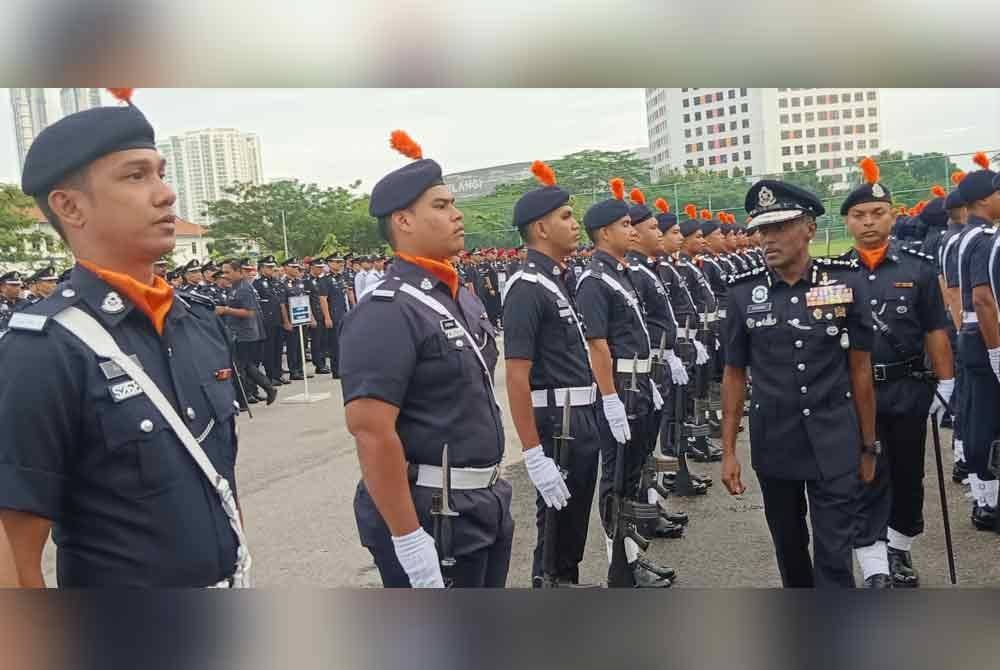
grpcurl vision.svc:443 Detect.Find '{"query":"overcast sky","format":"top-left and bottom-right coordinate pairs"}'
top-left (3, 88), bottom-right (998, 192)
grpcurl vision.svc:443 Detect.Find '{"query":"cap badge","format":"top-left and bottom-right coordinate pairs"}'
top-left (552, 266), bottom-right (561, 276)
top-left (101, 291), bottom-right (125, 314)
top-left (420, 278), bottom-right (433, 291)
top-left (758, 186), bottom-right (776, 208)
top-left (871, 183), bottom-right (885, 198)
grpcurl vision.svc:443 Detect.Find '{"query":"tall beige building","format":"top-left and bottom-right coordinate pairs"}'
top-left (59, 88), bottom-right (102, 116)
top-left (158, 128), bottom-right (264, 226)
top-left (9, 88), bottom-right (49, 174)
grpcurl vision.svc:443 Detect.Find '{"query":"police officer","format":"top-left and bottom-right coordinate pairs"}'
top-left (341, 130), bottom-right (511, 588)
top-left (24, 266), bottom-right (58, 305)
top-left (721, 179), bottom-right (877, 588)
top-left (304, 258), bottom-right (332, 375)
top-left (325, 254), bottom-right (351, 379)
top-left (575, 178), bottom-right (672, 588)
top-left (954, 153), bottom-right (1000, 530)
top-left (281, 258), bottom-right (312, 380)
top-left (0, 271), bottom-right (27, 332)
top-left (221, 258), bottom-right (276, 406)
top-left (253, 255), bottom-right (286, 386)
top-left (0, 89), bottom-right (247, 587)
top-left (177, 259), bottom-right (203, 294)
top-left (940, 178), bottom-right (970, 475)
top-left (840, 157), bottom-right (954, 587)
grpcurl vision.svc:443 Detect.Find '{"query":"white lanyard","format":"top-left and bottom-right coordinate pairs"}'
top-left (504, 270), bottom-right (589, 356)
top-left (633, 261), bottom-right (679, 331)
top-left (660, 260), bottom-right (697, 314)
top-left (989, 231), bottom-right (1000, 305)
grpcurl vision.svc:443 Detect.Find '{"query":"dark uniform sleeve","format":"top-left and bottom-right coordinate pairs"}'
top-left (577, 278), bottom-right (610, 340)
top-left (339, 302), bottom-right (417, 408)
top-left (918, 264), bottom-right (951, 333)
top-left (501, 282), bottom-right (544, 361)
top-left (846, 272), bottom-right (874, 352)
top-left (0, 333), bottom-right (77, 520)
top-left (968, 235), bottom-right (993, 289)
top-left (231, 284), bottom-right (253, 310)
top-left (722, 290), bottom-right (749, 368)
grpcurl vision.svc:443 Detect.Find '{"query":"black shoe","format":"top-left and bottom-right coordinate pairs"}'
top-left (972, 502), bottom-right (997, 530)
top-left (863, 573), bottom-right (893, 589)
top-left (265, 385), bottom-right (278, 406)
top-left (635, 556), bottom-right (675, 581)
top-left (315, 367), bottom-right (331, 375)
top-left (706, 443), bottom-right (723, 461)
top-left (270, 378), bottom-right (286, 386)
top-left (247, 396), bottom-right (259, 404)
top-left (306, 372), bottom-right (315, 379)
top-left (708, 418), bottom-right (722, 438)
top-left (887, 547), bottom-right (919, 587)
top-left (652, 516), bottom-right (684, 539)
top-left (630, 560), bottom-right (672, 587)
top-left (290, 373), bottom-right (304, 381)
top-left (952, 460), bottom-right (969, 484)
top-left (660, 509), bottom-right (689, 526)
top-left (940, 413), bottom-right (954, 429)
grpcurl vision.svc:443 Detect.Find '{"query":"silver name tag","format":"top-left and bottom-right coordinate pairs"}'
top-left (439, 318), bottom-right (464, 340)
top-left (109, 379), bottom-right (144, 403)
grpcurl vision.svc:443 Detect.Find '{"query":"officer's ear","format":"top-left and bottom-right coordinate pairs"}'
top-left (803, 216), bottom-right (817, 242)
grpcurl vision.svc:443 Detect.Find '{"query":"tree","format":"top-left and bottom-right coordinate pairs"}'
top-left (0, 184), bottom-right (37, 262)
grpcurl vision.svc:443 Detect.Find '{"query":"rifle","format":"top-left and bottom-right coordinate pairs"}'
top-left (541, 390), bottom-right (573, 588)
top-left (430, 444), bottom-right (459, 588)
top-left (671, 315), bottom-right (710, 496)
top-left (687, 303), bottom-right (715, 462)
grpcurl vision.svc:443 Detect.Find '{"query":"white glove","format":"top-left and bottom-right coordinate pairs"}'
top-left (391, 527), bottom-right (445, 588)
top-left (693, 340), bottom-right (710, 365)
top-left (665, 350), bottom-right (689, 385)
top-left (524, 445), bottom-right (571, 510)
top-left (602, 393), bottom-right (632, 444)
top-left (651, 380), bottom-right (664, 410)
top-left (929, 378), bottom-right (955, 416)
top-left (990, 348), bottom-right (1000, 385)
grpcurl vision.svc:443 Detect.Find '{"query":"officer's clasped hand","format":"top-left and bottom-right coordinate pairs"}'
top-left (693, 340), bottom-right (710, 366)
top-left (664, 350), bottom-right (688, 385)
top-left (602, 393), bottom-right (631, 444)
top-left (524, 445), bottom-right (571, 510)
top-left (391, 527), bottom-right (445, 588)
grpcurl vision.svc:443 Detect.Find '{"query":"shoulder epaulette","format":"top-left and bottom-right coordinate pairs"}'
top-left (179, 292), bottom-right (216, 310)
top-left (814, 256), bottom-right (859, 270)
top-left (590, 261), bottom-right (605, 277)
top-left (983, 227), bottom-right (996, 235)
top-left (727, 265), bottom-right (768, 285)
top-left (902, 247), bottom-right (936, 263)
top-left (370, 288), bottom-right (396, 301)
top-left (7, 312), bottom-right (49, 333)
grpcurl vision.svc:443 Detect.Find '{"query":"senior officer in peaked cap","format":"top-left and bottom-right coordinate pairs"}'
top-left (720, 179), bottom-right (877, 588)
top-left (25, 266), bottom-right (58, 305)
top-left (340, 130), bottom-right (511, 588)
top-left (0, 89), bottom-right (248, 588)
top-left (0, 271), bottom-right (27, 332)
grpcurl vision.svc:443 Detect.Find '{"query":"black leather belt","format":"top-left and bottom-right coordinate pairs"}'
top-left (872, 357), bottom-right (923, 383)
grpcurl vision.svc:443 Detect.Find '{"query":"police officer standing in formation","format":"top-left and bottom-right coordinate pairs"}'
top-left (341, 130), bottom-right (512, 588)
top-left (221, 258), bottom-right (277, 407)
top-left (325, 254), bottom-right (351, 378)
top-left (954, 153), bottom-right (1000, 530)
top-left (840, 157), bottom-right (954, 588)
top-left (24, 266), bottom-right (58, 305)
top-left (253, 255), bottom-right (288, 386)
top-left (721, 179), bottom-right (877, 588)
top-left (0, 271), bottom-right (27, 332)
top-left (0, 89), bottom-right (248, 587)
top-left (576, 178), bottom-right (674, 587)
top-left (281, 257), bottom-right (312, 380)
top-left (502, 161), bottom-right (605, 587)
top-left (305, 258), bottom-right (333, 375)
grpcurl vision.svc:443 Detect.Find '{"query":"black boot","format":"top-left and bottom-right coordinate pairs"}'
top-left (887, 547), bottom-right (919, 587)
top-left (659, 508), bottom-right (689, 526)
top-left (952, 460), bottom-right (969, 484)
top-left (265, 383), bottom-right (278, 406)
top-left (863, 573), bottom-right (893, 589)
top-left (972, 502), bottom-right (997, 531)
top-left (635, 556), bottom-right (675, 581)
top-left (630, 559), bottom-right (673, 587)
top-left (652, 516), bottom-right (684, 539)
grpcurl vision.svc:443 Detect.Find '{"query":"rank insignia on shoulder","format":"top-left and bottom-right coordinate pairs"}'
top-left (902, 247), bottom-right (935, 262)
top-left (371, 289), bottom-right (396, 301)
top-left (214, 368), bottom-right (233, 381)
top-left (7, 312), bottom-right (47, 332)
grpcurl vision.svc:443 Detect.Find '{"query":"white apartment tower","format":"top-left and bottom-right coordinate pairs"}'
top-left (157, 129), bottom-right (264, 226)
top-left (9, 88), bottom-right (49, 174)
top-left (59, 88), bottom-right (103, 116)
top-left (646, 88), bottom-right (881, 187)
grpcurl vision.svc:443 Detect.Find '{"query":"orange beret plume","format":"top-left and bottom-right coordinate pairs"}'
top-left (973, 152), bottom-right (990, 170)
top-left (629, 188), bottom-right (646, 206)
top-left (907, 206), bottom-right (917, 216)
top-left (859, 156), bottom-right (879, 185)
top-left (951, 171), bottom-right (966, 185)
top-left (609, 178), bottom-right (625, 200)
top-left (106, 88), bottom-right (135, 105)
top-left (531, 160), bottom-right (557, 187)
top-left (389, 130), bottom-right (423, 160)
top-left (654, 198), bottom-right (670, 214)
top-left (700, 209), bottom-right (712, 221)
top-left (931, 185), bottom-right (946, 198)
top-left (684, 203), bottom-right (697, 220)
top-left (915, 200), bottom-right (927, 215)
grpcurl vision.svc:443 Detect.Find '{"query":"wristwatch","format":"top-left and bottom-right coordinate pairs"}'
top-left (861, 440), bottom-right (882, 456)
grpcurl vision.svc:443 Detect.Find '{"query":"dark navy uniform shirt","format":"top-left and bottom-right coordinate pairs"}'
top-left (0, 265), bottom-right (239, 586)
top-left (699, 254), bottom-right (729, 309)
top-left (842, 242), bottom-right (950, 416)
top-left (576, 249), bottom-right (651, 362)
top-left (252, 275), bottom-right (282, 327)
top-left (940, 222), bottom-right (966, 287)
top-left (676, 253), bottom-right (718, 314)
top-left (957, 216), bottom-right (996, 313)
top-left (0, 296), bottom-right (28, 331)
top-left (626, 251), bottom-right (677, 350)
top-left (502, 249), bottom-right (592, 390)
top-left (723, 258), bottom-right (873, 480)
top-left (328, 272), bottom-right (351, 320)
top-left (340, 257), bottom-right (502, 469)
top-left (656, 255), bottom-right (698, 327)
top-left (227, 279), bottom-right (264, 342)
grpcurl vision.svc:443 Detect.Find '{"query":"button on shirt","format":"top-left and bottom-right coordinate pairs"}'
top-left (576, 249), bottom-right (651, 361)
top-left (0, 265), bottom-right (239, 586)
top-left (503, 249), bottom-right (592, 390)
top-left (339, 258), bottom-right (503, 469)
top-left (723, 259), bottom-right (873, 480)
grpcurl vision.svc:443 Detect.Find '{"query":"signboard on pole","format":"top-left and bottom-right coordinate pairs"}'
top-left (288, 295), bottom-right (312, 326)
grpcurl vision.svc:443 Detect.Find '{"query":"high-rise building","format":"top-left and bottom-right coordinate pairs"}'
top-left (9, 88), bottom-right (49, 174)
top-left (59, 88), bottom-right (102, 116)
top-left (157, 129), bottom-right (264, 226)
top-left (645, 88), bottom-right (881, 188)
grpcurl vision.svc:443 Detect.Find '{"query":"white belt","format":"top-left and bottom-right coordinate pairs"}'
top-left (416, 464), bottom-right (500, 489)
top-left (676, 327), bottom-right (695, 339)
top-left (531, 384), bottom-right (597, 408)
top-left (963, 312), bottom-right (979, 324)
top-left (717, 309), bottom-right (727, 319)
top-left (615, 357), bottom-right (652, 374)
top-left (699, 312), bottom-right (718, 323)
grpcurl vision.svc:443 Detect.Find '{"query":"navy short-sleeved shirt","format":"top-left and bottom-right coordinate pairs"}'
top-left (576, 249), bottom-right (651, 361)
top-left (252, 275), bottom-right (282, 326)
top-left (723, 257), bottom-right (873, 480)
top-left (842, 242), bottom-right (950, 416)
top-left (958, 217), bottom-right (996, 312)
top-left (626, 251), bottom-right (677, 350)
top-left (941, 222), bottom-right (966, 287)
top-left (0, 265), bottom-right (240, 586)
top-left (675, 253), bottom-right (717, 314)
top-left (656, 256), bottom-right (698, 325)
top-left (227, 279), bottom-right (264, 342)
top-left (339, 257), bottom-right (502, 469)
top-left (502, 249), bottom-right (592, 390)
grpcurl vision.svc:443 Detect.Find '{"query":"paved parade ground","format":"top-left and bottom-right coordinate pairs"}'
top-left (41, 344), bottom-right (1000, 588)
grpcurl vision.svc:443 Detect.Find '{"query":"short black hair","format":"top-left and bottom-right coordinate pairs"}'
top-left (378, 216), bottom-right (397, 249)
top-left (517, 222), bottom-right (535, 244)
top-left (33, 166), bottom-right (90, 243)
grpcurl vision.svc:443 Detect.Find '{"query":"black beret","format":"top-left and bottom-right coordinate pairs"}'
top-left (840, 181), bottom-right (892, 216)
top-left (28, 266), bottom-right (57, 282)
top-left (22, 104), bottom-right (156, 196)
top-left (918, 198), bottom-right (949, 228)
top-left (945, 188), bottom-right (966, 210)
top-left (701, 219), bottom-right (721, 237)
top-left (513, 186), bottom-right (570, 229)
top-left (627, 203), bottom-right (653, 226)
top-left (369, 159), bottom-right (444, 218)
top-left (583, 198), bottom-right (629, 231)
top-left (745, 179), bottom-right (824, 230)
top-left (958, 169), bottom-right (998, 204)
top-left (678, 219), bottom-right (702, 237)
top-left (258, 255), bottom-right (277, 267)
top-left (656, 212), bottom-right (678, 232)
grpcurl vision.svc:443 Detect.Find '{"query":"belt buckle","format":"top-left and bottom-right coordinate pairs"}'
top-left (873, 365), bottom-right (887, 382)
top-left (488, 466), bottom-right (500, 488)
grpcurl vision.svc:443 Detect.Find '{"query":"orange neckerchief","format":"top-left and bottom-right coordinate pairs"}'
top-left (855, 243), bottom-right (890, 271)
top-left (79, 260), bottom-right (174, 335)
top-left (396, 253), bottom-right (459, 299)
